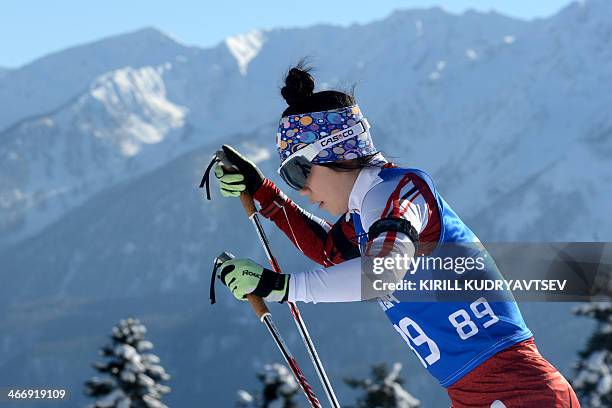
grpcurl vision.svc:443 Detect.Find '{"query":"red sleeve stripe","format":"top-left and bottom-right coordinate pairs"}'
top-left (371, 173), bottom-right (443, 258)
top-left (410, 174), bottom-right (441, 253)
top-left (370, 175), bottom-right (417, 258)
top-left (380, 174), bottom-right (413, 217)
top-left (390, 188), bottom-right (420, 219)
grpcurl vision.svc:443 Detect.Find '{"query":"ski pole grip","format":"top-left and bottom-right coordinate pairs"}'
top-left (247, 294), bottom-right (270, 320)
top-left (215, 150), bottom-right (257, 217)
top-left (239, 192), bottom-right (257, 217)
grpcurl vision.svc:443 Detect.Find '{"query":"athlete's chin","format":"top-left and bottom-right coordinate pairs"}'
top-left (322, 204), bottom-right (344, 217)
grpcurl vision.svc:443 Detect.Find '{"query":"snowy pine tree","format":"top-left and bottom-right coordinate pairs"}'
top-left (84, 317), bottom-right (171, 408)
top-left (344, 362), bottom-right (420, 408)
top-left (235, 363), bottom-right (299, 408)
top-left (571, 301), bottom-right (612, 407)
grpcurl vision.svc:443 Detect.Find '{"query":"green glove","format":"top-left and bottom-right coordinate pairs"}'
top-left (214, 165), bottom-right (246, 197)
top-left (215, 145), bottom-right (265, 197)
top-left (218, 258), bottom-right (289, 302)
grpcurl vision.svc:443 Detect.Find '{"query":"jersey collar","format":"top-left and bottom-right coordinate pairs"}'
top-left (346, 154), bottom-right (388, 219)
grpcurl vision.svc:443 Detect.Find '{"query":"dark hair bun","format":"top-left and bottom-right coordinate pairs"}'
top-left (281, 67), bottom-right (315, 107)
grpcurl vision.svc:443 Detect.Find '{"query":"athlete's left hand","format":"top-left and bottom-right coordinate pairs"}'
top-left (217, 258), bottom-right (289, 302)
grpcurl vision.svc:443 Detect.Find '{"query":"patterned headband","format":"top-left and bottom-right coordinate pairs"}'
top-left (276, 104), bottom-right (377, 165)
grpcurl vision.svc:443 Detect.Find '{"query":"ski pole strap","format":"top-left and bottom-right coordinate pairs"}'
top-left (210, 253), bottom-right (222, 304)
top-left (199, 154), bottom-right (219, 200)
top-left (210, 251), bottom-right (235, 304)
top-left (209, 259), bottom-right (217, 304)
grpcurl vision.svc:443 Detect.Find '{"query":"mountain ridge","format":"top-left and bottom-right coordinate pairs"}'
top-left (1, 2), bottom-right (609, 406)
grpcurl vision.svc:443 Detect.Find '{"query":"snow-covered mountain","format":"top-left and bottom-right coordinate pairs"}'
top-left (3, 0), bottom-right (612, 247)
top-left (0, 65), bottom-right (192, 245)
top-left (0, 28), bottom-right (197, 132)
top-left (0, 0), bottom-right (610, 406)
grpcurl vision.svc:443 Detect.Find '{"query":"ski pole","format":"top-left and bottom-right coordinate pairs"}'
top-left (201, 151), bottom-right (341, 407)
top-left (214, 151), bottom-right (341, 408)
top-left (213, 251), bottom-right (322, 408)
top-left (242, 198), bottom-right (341, 408)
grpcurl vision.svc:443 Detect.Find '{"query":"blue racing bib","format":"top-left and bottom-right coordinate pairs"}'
top-left (352, 167), bottom-right (532, 387)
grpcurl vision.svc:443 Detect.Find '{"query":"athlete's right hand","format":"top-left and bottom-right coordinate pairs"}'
top-left (215, 144), bottom-right (265, 197)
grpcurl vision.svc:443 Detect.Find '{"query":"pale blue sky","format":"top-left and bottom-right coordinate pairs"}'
top-left (1, 0), bottom-right (573, 68)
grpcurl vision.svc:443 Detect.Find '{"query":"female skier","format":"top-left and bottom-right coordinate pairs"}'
top-left (213, 65), bottom-right (579, 407)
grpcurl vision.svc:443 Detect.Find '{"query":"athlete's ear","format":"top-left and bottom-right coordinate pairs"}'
top-left (299, 186), bottom-right (311, 196)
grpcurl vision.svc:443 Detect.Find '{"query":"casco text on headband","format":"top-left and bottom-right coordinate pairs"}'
top-left (277, 119), bottom-right (371, 190)
top-left (278, 119), bottom-right (370, 168)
